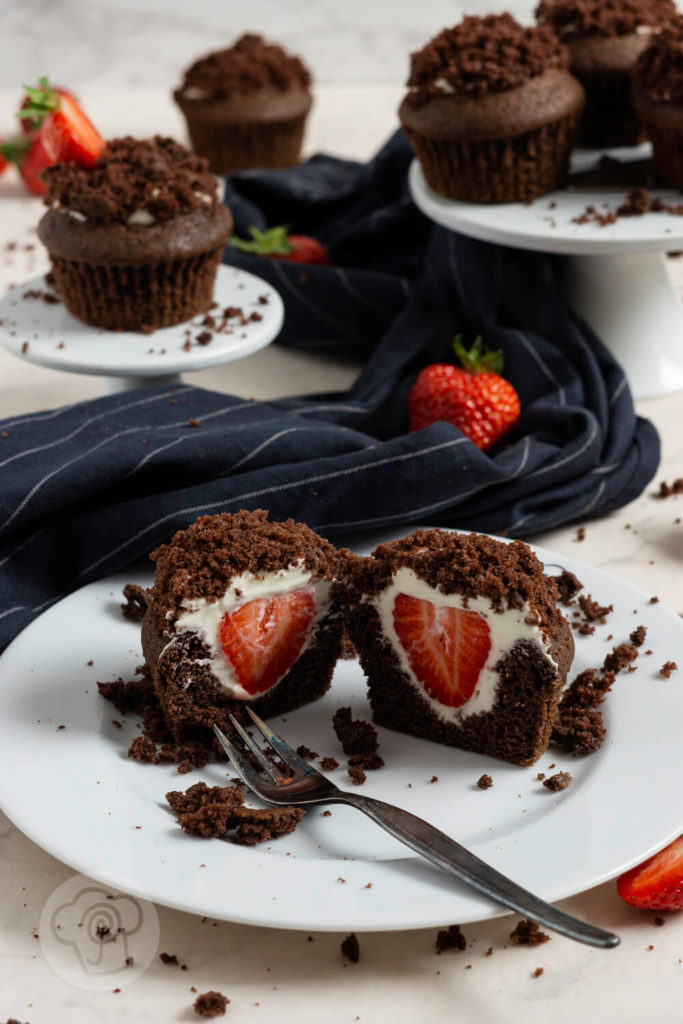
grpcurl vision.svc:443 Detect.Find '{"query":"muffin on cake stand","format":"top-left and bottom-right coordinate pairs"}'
top-left (409, 147), bottom-right (683, 399)
top-left (0, 263), bottom-right (284, 393)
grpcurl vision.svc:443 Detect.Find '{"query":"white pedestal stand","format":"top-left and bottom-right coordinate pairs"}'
top-left (0, 264), bottom-right (284, 394)
top-left (409, 154), bottom-right (683, 399)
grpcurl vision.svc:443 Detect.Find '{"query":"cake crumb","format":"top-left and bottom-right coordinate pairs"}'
top-left (332, 707), bottom-right (378, 755)
top-left (536, 772), bottom-right (545, 781)
top-left (510, 920), bottom-right (550, 946)
top-left (341, 933), bottom-right (360, 962)
top-left (193, 990), bottom-right (228, 1017)
top-left (649, 596), bottom-right (660, 604)
top-left (121, 583), bottom-right (148, 622)
top-left (429, 775), bottom-right (439, 783)
top-left (654, 917), bottom-right (666, 927)
top-left (348, 752), bottom-right (384, 771)
top-left (660, 661), bottom-right (678, 678)
top-left (532, 967), bottom-right (544, 978)
top-left (296, 744), bottom-right (319, 759)
top-left (187, 418), bottom-right (201, 428)
top-left (575, 527), bottom-right (586, 542)
top-left (603, 643), bottom-right (638, 674)
top-left (555, 569), bottom-right (583, 604)
top-left (159, 952), bottom-right (180, 966)
top-left (320, 757), bottom-right (339, 771)
top-left (348, 765), bottom-right (366, 786)
top-left (322, 810), bottom-right (332, 817)
top-left (436, 924), bottom-right (467, 954)
top-left (484, 946), bottom-right (493, 957)
top-left (629, 625), bottom-right (647, 647)
top-left (477, 774), bottom-right (493, 790)
top-left (543, 771), bottom-right (572, 792)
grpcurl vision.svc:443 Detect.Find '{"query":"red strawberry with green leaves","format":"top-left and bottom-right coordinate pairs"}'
top-left (218, 587), bottom-right (317, 696)
top-left (617, 836), bottom-right (683, 911)
top-left (230, 225), bottom-right (330, 266)
top-left (409, 335), bottom-right (521, 451)
top-left (19, 78), bottom-right (104, 168)
top-left (393, 593), bottom-right (491, 708)
top-left (19, 84), bottom-right (74, 135)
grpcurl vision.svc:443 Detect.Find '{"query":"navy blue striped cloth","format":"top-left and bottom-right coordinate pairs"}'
top-left (0, 131), bottom-right (659, 650)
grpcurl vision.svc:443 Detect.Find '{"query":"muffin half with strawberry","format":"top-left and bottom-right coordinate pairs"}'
top-left (142, 510), bottom-right (343, 745)
top-left (37, 135), bottom-right (232, 331)
top-left (342, 529), bottom-right (574, 766)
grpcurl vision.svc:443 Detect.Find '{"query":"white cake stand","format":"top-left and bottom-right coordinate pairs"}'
top-left (409, 148), bottom-right (683, 399)
top-left (0, 264), bottom-right (284, 393)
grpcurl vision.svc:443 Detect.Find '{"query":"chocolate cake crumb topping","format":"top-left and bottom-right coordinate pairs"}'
top-left (556, 569), bottom-right (584, 604)
top-left (42, 136), bottom-right (219, 226)
top-left (578, 594), bottom-right (613, 623)
top-left (177, 34), bottom-right (311, 102)
top-left (320, 757), bottom-right (339, 771)
top-left (347, 765), bottom-right (367, 786)
top-left (405, 14), bottom-right (568, 107)
top-left (510, 919), bottom-right (551, 945)
top-left (543, 770), bottom-right (572, 791)
top-left (332, 707), bottom-right (379, 756)
top-left (341, 933), bottom-right (360, 963)
top-left (552, 706), bottom-right (606, 754)
top-left (436, 924), bottom-right (467, 953)
top-left (603, 642), bottom-right (638, 673)
top-left (121, 583), bottom-right (149, 623)
top-left (660, 660), bottom-right (678, 677)
top-left (633, 15), bottom-right (683, 103)
top-left (536, 0), bottom-right (675, 39)
top-left (150, 509), bottom-right (337, 632)
top-left (193, 990), bottom-right (229, 1017)
top-left (630, 625), bottom-right (647, 646)
top-left (477, 773), bottom-right (494, 789)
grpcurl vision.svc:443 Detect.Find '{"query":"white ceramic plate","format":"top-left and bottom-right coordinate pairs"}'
top-left (409, 149), bottom-right (683, 256)
top-left (0, 264), bottom-right (283, 380)
top-left (1, 537), bottom-right (681, 932)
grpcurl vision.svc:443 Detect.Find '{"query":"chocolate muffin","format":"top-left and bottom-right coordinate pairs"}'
top-left (399, 14), bottom-right (585, 203)
top-left (142, 510), bottom-right (343, 745)
top-left (37, 136), bottom-right (232, 332)
top-left (342, 529), bottom-right (574, 767)
top-left (632, 14), bottom-right (683, 189)
top-left (536, 0), bottom-right (676, 148)
top-left (174, 34), bottom-right (312, 175)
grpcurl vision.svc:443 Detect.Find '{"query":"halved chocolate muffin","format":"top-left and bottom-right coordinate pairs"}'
top-left (342, 529), bottom-right (574, 767)
top-left (37, 136), bottom-right (232, 332)
top-left (142, 510), bottom-right (343, 745)
top-left (536, 0), bottom-right (676, 148)
top-left (399, 14), bottom-right (585, 203)
top-left (174, 34), bottom-right (313, 174)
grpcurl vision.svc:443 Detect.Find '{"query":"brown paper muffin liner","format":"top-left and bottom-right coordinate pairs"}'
top-left (574, 71), bottom-right (643, 148)
top-left (47, 248), bottom-right (223, 332)
top-left (643, 125), bottom-right (683, 191)
top-left (405, 112), bottom-right (582, 203)
top-left (183, 114), bottom-right (307, 175)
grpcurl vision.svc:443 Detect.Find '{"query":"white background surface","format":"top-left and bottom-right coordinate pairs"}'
top-left (1, 8), bottom-right (683, 1019)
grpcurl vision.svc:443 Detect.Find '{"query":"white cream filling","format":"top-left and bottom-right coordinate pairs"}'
top-left (181, 86), bottom-right (209, 100)
top-left (170, 561), bottom-right (331, 700)
top-left (372, 567), bottom-right (556, 724)
top-left (433, 77), bottom-right (456, 94)
top-left (127, 209), bottom-right (155, 226)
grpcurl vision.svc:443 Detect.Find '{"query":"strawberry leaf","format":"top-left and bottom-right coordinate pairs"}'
top-left (16, 77), bottom-right (62, 125)
top-left (453, 335), bottom-right (504, 376)
top-left (230, 225), bottom-right (294, 256)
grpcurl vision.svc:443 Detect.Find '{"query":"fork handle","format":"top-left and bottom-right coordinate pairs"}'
top-left (343, 793), bottom-right (619, 949)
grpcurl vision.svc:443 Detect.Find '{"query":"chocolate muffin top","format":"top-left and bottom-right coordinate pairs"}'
top-left (633, 15), bottom-right (683, 102)
top-left (536, 0), bottom-right (676, 39)
top-left (342, 529), bottom-right (568, 646)
top-left (42, 136), bottom-right (219, 226)
top-left (176, 34), bottom-right (311, 102)
top-left (149, 510), bottom-right (337, 631)
top-left (404, 14), bottom-right (569, 109)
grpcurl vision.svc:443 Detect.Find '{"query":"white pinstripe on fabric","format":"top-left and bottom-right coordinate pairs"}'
top-left (526, 418), bottom-right (598, 480)
top-left (270, 261), bottom-right (367, 343)
top-left (513, 331), bottom-right (566, 407)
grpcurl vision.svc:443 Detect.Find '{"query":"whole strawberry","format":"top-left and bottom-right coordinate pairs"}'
top-left (617, 835), bottom-right (683, 912)
top-left (230, 225), bottom-right (330, 266)
top-left (409, 336), bottom-right (521, 451)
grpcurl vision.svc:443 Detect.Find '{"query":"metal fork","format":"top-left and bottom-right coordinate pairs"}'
top-left (214, 710), bottom-right (619, 949)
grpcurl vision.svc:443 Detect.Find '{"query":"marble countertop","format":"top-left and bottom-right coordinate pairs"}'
top-left (1, 86), bottom-right (682, 1024)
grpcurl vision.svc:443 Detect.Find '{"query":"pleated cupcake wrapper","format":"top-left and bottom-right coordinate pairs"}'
top-left (183, 114), bottom-right (307, 175)
top-left (405, 113), bottom-right (581, 203)
top-left (575, 71), bottom-right (643, 148)
top-left (645, 125), bottom-right (683, 191)
top-left (48, 248), bottom-right (224, 332)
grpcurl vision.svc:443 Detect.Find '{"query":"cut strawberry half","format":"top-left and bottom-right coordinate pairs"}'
top-left (218, 586), bottom-right (317, 696)
top-left (617, 836), bottom-right (683, 911)
top-left (393, 593), bottom-right (491, 708)
top-left (18, 78), bottom-right (104, 168)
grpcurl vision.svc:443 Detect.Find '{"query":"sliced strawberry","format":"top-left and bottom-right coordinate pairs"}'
top-left (617, 836), bottom-right (683, 911)
top-left (393, 593), bottom-right (491, 708)
top-left (17, 135), bottom-right (51, 195)
top-left (19, 86), bottom-right (73, 135)
top-left (40, 91), bottom-right (103, 167)
top-left (218, 586), bottom-right (317, 696)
